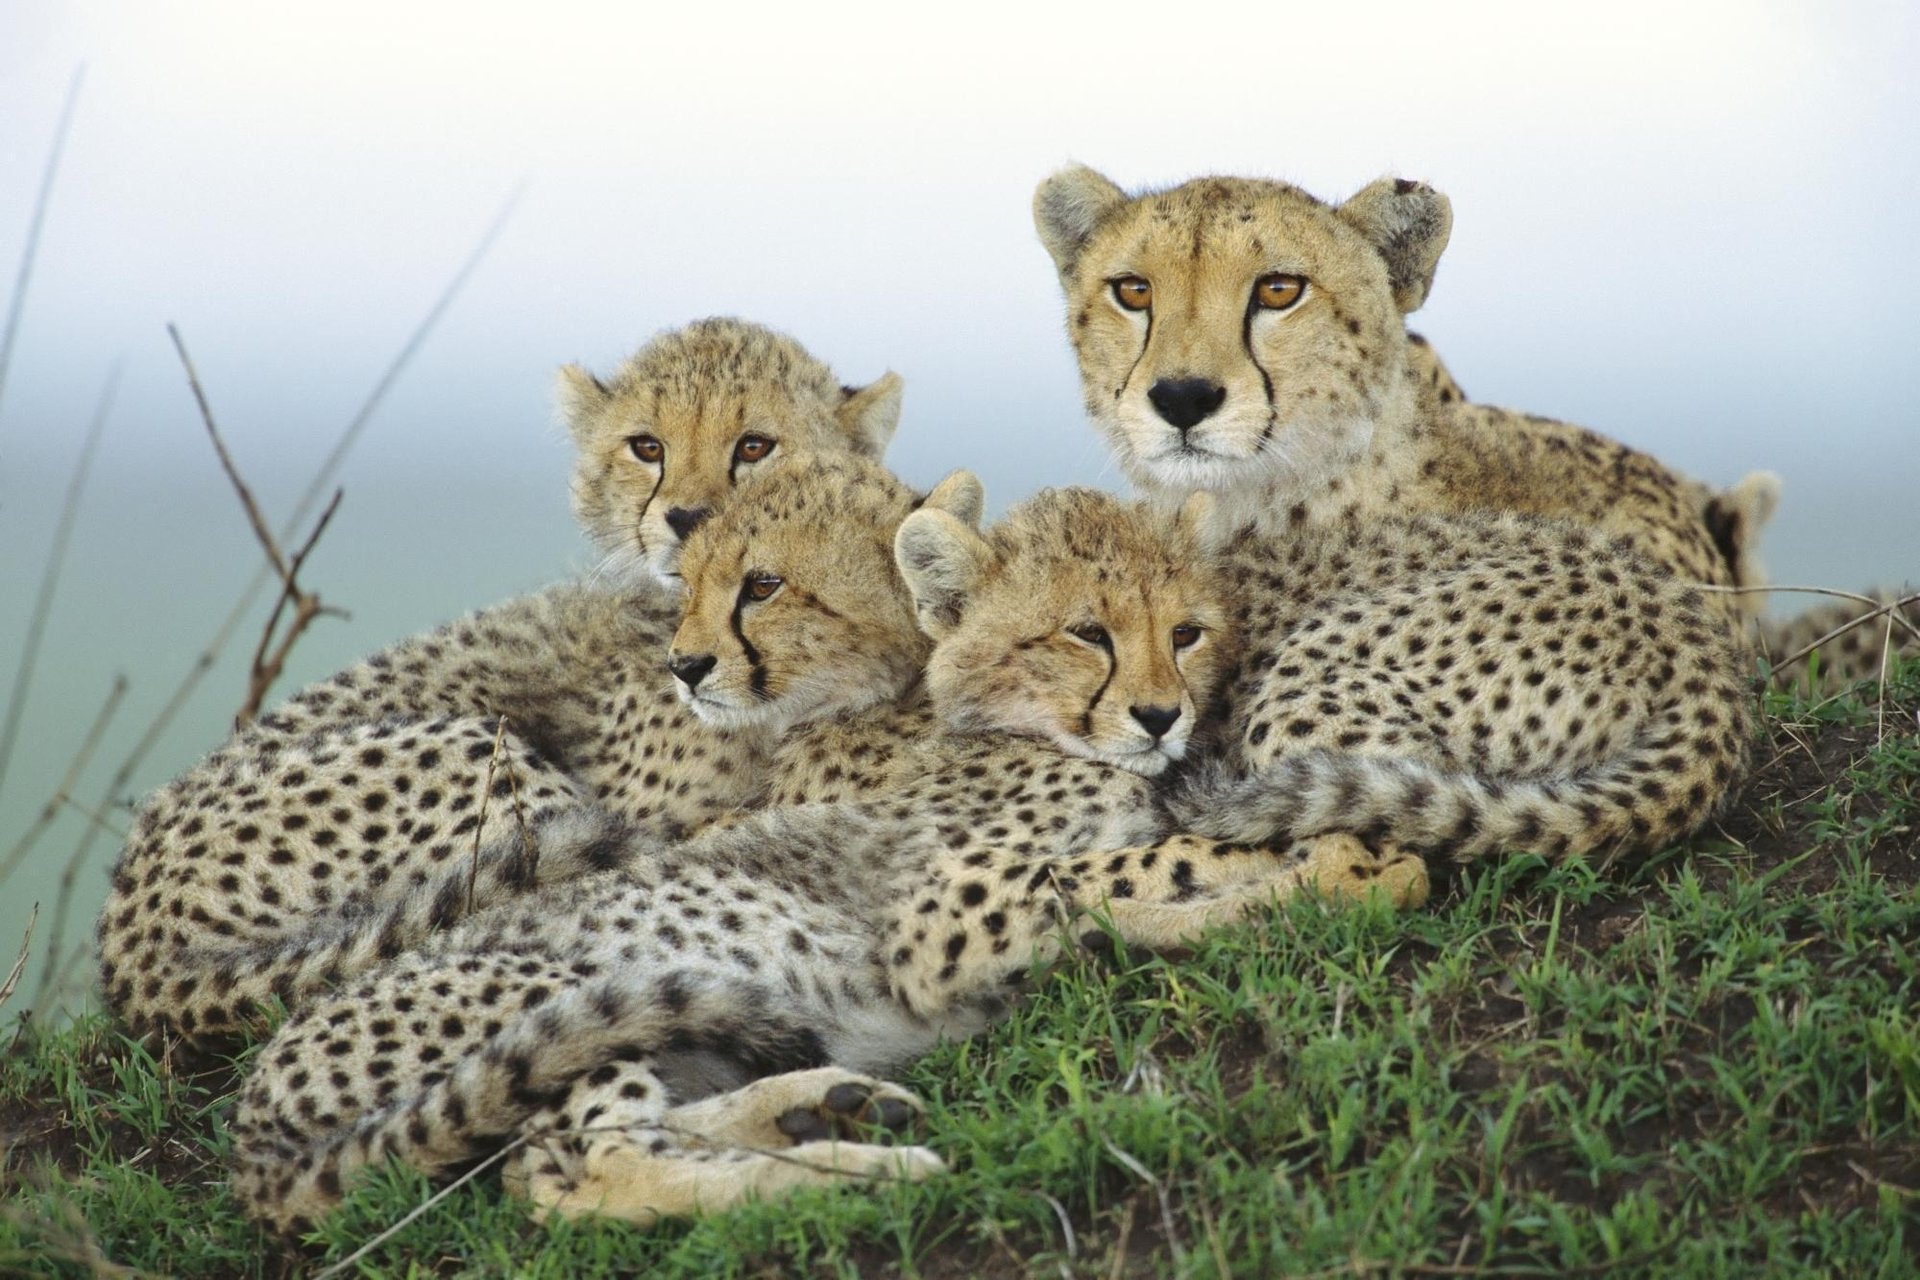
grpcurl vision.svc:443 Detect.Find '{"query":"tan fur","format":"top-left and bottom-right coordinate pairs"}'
top-left (1021, 167), bottom-right (1762, 893)
top-left (229, 481), bottom-right (1422, 1235)
top-left (562, 316), bottom-right (902, 584)
top-left (99, 324), bottom-right (909, 1044)
top-left (1032, 167), bottom-right (1771, 636)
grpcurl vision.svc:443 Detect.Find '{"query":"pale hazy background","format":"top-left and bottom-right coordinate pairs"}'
top-left (2, 0), bottom-right (1915, 1010)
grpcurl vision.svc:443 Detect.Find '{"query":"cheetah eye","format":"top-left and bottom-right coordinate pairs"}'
top-left (1067, 622), bottom-right (1112, 649)
top-left (742, 573), bottom-right (784, 603)
top-left (1253, 273), bottom-right (1307, 311)
top-left (627, 434), bottom-right (664, 464)
top-left (1171, 623), bottom-right (1204, 650)
top-left (1109, 276), bottom-right (1152, 312)
top-left (734, 434), bottom-right (776, 464)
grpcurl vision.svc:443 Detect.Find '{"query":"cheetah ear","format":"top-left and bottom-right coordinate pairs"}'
top-left (555, 364), bottom-right (611, 446)
top-left (1335, 177), bottom-right (1453, 314)
top-left (835, 372), bottom-right (903, 458)
top-left (919, 469), bottom-right (985, 530)
top-left (1703, 470), bottom-right (1783, 592)
top-left (1173, 491), bottom-right (1225, 555)
top-left (1033, 164), bottom-right (1129, 281)
top-left (895, 508), bottom-right (992, 639)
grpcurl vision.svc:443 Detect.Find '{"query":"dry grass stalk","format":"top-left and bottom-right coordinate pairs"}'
top-left (0, 677), bottom-right (125, 885)
top-left (467, 716), bottom-right (511, 914)
top-left (0, 64), bottom-right (85, 434)
top-left (0, 363), bottom-right (120, 808)
top-left (0, 904), bottom-right (37, 1014)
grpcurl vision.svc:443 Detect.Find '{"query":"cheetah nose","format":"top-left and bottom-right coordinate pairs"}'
top-left (1130, 704), bottom-right (1182, 740)
top-left (1146, 378), bottom-right (1226, 432)
top-left (668, 652), bottom-right (717, 692)
top-left (664, 506), bottom-right (712, 539)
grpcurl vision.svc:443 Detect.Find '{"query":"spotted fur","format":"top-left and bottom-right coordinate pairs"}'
top-left (99, 323), bottom-right (908, 1043)
top-left (230, 483), bottom-right (1421, 1234)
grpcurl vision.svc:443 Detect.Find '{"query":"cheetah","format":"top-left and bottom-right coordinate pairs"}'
top-left (230, 470), bottom-right (1423, 1234)
top-left (99, 319), bottom-right (906, 1043)
top-left (1030, 165), bottom-right (1780, 640)
top-left (1020, 166), bottom-right (1763, 867)
top-left (562, 316), bottom-right (902, 585)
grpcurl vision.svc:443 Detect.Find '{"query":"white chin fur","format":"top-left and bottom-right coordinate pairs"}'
top-left (677, 687), bottom-right (794, 734)
top-left (1104, 407), bottom-right (1374, 497)
top-left (1048, 729), bottom-right (1181, 777)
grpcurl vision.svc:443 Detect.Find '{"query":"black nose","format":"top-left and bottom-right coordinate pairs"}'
top-left (1130, 704), bottom-right (1182, 740)
top-left (668, 653), bottom-right (716, 691)
top-left (1146, 378), bottom-right (1226, 431)
top-left (664, 506), bottom-right (712, 539)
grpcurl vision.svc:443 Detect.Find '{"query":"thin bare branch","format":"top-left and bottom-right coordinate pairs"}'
top-left (1772, 592), bottom-right (1920, 676)
top-left (68, 188), bottom-right (526, 816)
top-left (311, 1134), bottom-right (532, 1280)
top-left (0, 362), bottom-right (120, 807)
top-left (0, 904), bottom-right (37, 1014)
top-left (167, 325), bottom-right (292, 579)
top-left (1698, 582), bottom-right (1920, 649)
top-left (170, 324), bottom-right (350, 725)
top-left (0, 65), bottom-right (84, 438)
top-left (281, 181), bottom-right (525, 543)
top-left (238, 487), bottom-right (347, 725)
top-left (0, 676), bottom-right (126, 884)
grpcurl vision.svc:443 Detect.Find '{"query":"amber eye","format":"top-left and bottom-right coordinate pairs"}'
top-left (1253, 273), bottom-right (1307, 310)
top-left (734, 434), bottom-right (775, 464)
top-left (743, 573), bottom-right (784, 602)
top-left (1171, 623), bottom-right (1203, 650)
top-left (1109, 276), bottom-right (1152, 311)
top-left (1068, 622), bottom-right (1112, 649)
top-left (627, 434), bottom-right (664, 464)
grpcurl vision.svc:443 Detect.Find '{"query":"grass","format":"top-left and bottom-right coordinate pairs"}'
top-left (1, 665), bottom-right (1916, 1278)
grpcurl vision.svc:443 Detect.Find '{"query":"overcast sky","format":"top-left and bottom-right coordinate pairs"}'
top-left (0, 1), bottom-right (1916, 1000)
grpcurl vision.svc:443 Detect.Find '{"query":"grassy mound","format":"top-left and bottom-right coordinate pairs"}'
top-left (4, 668), bottom-right (1916, 1278)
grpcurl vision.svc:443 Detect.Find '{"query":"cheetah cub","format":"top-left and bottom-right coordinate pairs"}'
top-left (230, 472), bottom-right (1418, 1235)
top-left (99, 319), bottom-right (903, 1043)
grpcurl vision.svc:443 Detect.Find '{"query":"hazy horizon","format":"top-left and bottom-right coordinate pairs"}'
top-left (2, 0), bottom-right (1916, 1007)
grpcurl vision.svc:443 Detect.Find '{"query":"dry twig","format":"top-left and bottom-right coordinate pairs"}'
top-left (167, 323), bottom-right (348, 726)
top-left (0, 904), bottom-right (37, 1013)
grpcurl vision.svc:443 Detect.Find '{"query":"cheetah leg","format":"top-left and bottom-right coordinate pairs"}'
top-left (887, 834), bottom-right (1428, 1016)
top-left (504, 1063), bottom-right (940, 1225)
top-left (660, 1066), bottom-right (927, 1150)
top-left (524, 1137), bottom-right (945, 1226)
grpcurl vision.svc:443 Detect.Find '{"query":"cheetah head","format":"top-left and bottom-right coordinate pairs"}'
top-left (1033, 167), bottom-right (1451, 504)
top-left (560, 317), bottom-right (903, 585)
top-left (896, 486), bottom-right (1233, 776)
top-left (668, 454), bottom-right (983, 733)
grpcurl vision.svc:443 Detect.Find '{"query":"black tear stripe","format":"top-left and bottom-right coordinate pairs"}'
top-left (1117, 308), bottom-right (1154, 402)
top-left (726, 398), bottom-right (750, 482)
top-left (635, 468), bottom-right (665, 550)
top-left (1080, 651), bottom-right (1116, 738)
top-left (1242, 293), bottom-right (1278, 443)
top-left (731, 580), bottom-right (768, 698)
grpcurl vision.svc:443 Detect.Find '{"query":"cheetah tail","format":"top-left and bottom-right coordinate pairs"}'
top-left (235, 970), bottom-right (816, 1233)
top-left (184, 805), bottom-right (648, 1041)
top-left (1166, 712), bottom-right (1751, 865)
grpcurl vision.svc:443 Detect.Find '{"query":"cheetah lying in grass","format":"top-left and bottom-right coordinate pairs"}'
top-left (98, 318), bottom-right (905, 1042)
top-left (230, 456), bottom-right (1424, 1233)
